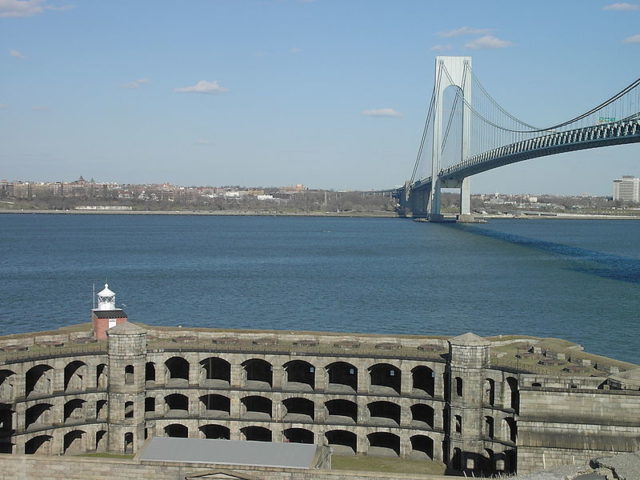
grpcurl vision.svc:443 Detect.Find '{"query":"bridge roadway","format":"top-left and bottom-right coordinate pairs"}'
top-left (402, 118), bottom-right (640, 215)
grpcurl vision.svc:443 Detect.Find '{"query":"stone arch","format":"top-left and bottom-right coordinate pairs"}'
top-left (25, 403), bottom-right (53, 429)
top-left (367, 432), bottom-right (400, 456)
top-left (410, 434), bottom-right (434, 459)
top-left (64, 361), bottom-right (87, 392)
top-left (25, 435), bottom-right (53, 455)
top-left (145, 396), bottom-right (156, 413)
top-left (63, 430), bottom-right (86, 454)
top-left (25, 364), bottom-right (53, 397)
top-left (165, 393), bottom-right (189, 413)
top-left (96, 399), bottom-right (108, 420)
top-left (164, 423), bottom-right (188, 438)
top-left (124, 401), bottom-right (134, 418)
top-left (242, 359), bottom-right (272, 387)
top-left (326, 361), bottom-right (357, 392)
top-left (124, 365), bottom-right (134, 385)
top-left (200, 394), bottom-right (230, 416)
top-left (283, 360), bottom-right (315, 390)
top-left (0, 403), bottom-right (12, 435)
top-left (0, 370), bottom-right (16, 401)
top-left (145, 362), bottom-right (156, 382)
top-left (284, 428), bottom-right (314, 444)
top-left (454, 377), bottom-right (463, 397)
top-left (165, 356), bottom-right (190, 382)
top-left (412, 366), bottom-right (435, 396)
top-left (95, 430), bottom-right (107, 452)
top-left (367, 401), bottom-right (400, 426)
top-left (96, 364), bottom-right (108, 389)
top-left (241, 395), bottom-right (272, 419)
top-left (241, 426), bottom-right (272, 442)
top-left (369, 363), bottom-right (401, 394)
top-left (325, 430), bottom-right (356, 455)
top-left (200, 424), bottom-right (230, 439)
top-left (200, 357), bottom-right (231, 384)
top-left (282, 397), bottom-right (314, 421)
top-left (504, 417), bottom-right (517, 443)
top-left (63, 399), bottom-right (86, 423)
top-left (484, 415), bottom-right (494, 439)
top-left (326, 399), bottom-right (357, 423)
top-left (506, 377), bottom-right (519, 412)
top-left (484, 378), bottom-right (495, 405)
top-left (411, 403), bottom-right (434, 428)
top-left (124, 432), bottom-right (134, 453)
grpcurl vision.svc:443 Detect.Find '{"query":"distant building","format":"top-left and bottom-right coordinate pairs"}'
top-left (613, 176), bottom-right (640, 202)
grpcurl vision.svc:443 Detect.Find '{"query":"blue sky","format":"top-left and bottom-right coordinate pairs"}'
top-left (1, 0), bottom-right (639, 194)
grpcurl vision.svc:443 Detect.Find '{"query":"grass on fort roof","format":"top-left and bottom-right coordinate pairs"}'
top-left (331, 455), bottom-right (445, 475)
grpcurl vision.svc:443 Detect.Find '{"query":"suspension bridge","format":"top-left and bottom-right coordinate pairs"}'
top-left (396, 56), bottom-right (640, 221)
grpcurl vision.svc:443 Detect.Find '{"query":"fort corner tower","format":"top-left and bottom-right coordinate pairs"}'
top-left (92, 284), bottom-right (128, 339)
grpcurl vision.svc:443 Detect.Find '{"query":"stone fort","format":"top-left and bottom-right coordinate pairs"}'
top-left (0, 285), bottom-right (638, 476)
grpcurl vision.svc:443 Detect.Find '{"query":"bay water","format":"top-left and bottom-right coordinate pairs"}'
top-left (0, 214), bottom-right (637, 364)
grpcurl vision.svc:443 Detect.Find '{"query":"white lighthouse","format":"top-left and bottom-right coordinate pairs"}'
top-left (92, 283), bottom-right (128, 339)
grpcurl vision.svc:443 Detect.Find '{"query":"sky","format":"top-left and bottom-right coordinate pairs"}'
top-left (1, 0), bottom-right (639, 195)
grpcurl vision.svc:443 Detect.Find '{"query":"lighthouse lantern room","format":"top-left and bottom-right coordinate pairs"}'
top-left (92, 283), bottom-right (128, 339)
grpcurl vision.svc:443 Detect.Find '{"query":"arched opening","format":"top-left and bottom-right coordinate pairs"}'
top-left (200, 394), bottom-right (230, 416)
top-left (164, 423), bottom-right (188, 438)
top-left (482, 448), bottom-right (494, 475)
top-left (484, 378), bottom-right (495, 405)
top-left (282, 397), bottom-right (314, 421)
top-left (63, 399), bottom-right (86, 423)
top-left (25, 404), bottom-right (52, 430)
top-left (96, 399), bottom-right (107, 420)
top-left (96, 364), bottom-right (108, 389)
top-left (145, 362), bottom-right (156, 382)
top-left (242, 359), bottom-right (272, 388)
top-left (200, 357), bottom-right (231, 385)
top-left (124, 401), bottom-right (134, 419)
top-left (369, 363), bottom-right (401, 394)
top-left (241, 396), bottom-right (272, 419)
top-left (0, 370), bottom-right (16, 401)
top-left (145, 397), bottom-right (155, 413)
top-left (241, 426), bottom-right (272, 442)
top-left (484, 416), bottom-right (494, 439)
top-left (325, 399), bottom-right (357, 424)
top-left (0, 403), bottom-right (13, 434)
top-left (367, 432), bottom-right (400, 456)
top-left (412, 366), bottom-right (435, 396)
top-left (410, 435), bottom-right (434, 459)
top-left (326, 362), bottom-right (357, 392)
top-left (165, 393), bottom-right (189, 413)
top-left (411, 403), bottom-right (434, 428)
top-left (455, 377), bottom-right (463, 397)
top-left (25, 365), bottom-right (53, 397)
top-left (284, 428), bottom-right (313, 444)
top-left (284, 360), bottom-right (315, 390)
top-left (325, 430), bottom-right (356, 455)
top-left (200, 424), bottom-right (230, 440)
top-left (455, 415), bottom-right (462, 433)
top-left (124, 432), bottom-right (134, 453)
top-left (504, 417), bottom-right (517, 443)
top-left (64, 361), bottom-right (86, 392)
top-left (451, 447), bottom-right (462, 472)
top-left (25, 435), bottom-right (52, 455)
top-left (63, 430), bottom-right (85, 454)
top-left (124, 365), bottom-right (134, 385)
top-left (165, 357), bottom-right (190, 383)
top-left (95, 430), bottom-right (107, 452)
top-left (506, 377), bottom-right (519, 412)
top-left (367, 401), bottom-right (400, 426)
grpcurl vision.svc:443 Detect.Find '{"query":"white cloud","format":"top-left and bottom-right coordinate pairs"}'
top-left (174, 80), bottom-right (228, 94)
top-left (431, 44), bottom-right (453, 52)
top-left (604, 3), bottom-right (640, 10)
top-left (9, 49), bottom-right (26, 59)
top-left (362, 108), bottom-right (402, 118)
top-left (465, 35), bottom-right (512, 49)
top-left (624, 34), bottom-right (640, 43)
top-left (0, 0), bottom-right (72, 18)
top-left (32, 105), bottom-right (49, 111)
top-left (122, 78), bottom-right (150, 89)
top-left (438, 26), bottom-right (492, 38)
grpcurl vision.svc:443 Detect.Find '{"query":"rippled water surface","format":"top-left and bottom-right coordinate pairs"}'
top-left (1, 214), bottom-right (637, 363)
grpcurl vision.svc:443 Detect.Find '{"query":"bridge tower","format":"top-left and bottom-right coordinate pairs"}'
top-left (429, 56), bottom-right (472, 221)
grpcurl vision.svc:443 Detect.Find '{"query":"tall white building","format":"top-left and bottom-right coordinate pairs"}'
top-left (613, 176), bottom-right (640, 202)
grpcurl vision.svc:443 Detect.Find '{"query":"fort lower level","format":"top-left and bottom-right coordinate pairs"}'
top-left (0, 293), bottom-right (638, 476)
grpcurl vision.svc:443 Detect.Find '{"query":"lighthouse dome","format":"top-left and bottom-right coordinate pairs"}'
top-left (97, 283), bottom-right (116, 311)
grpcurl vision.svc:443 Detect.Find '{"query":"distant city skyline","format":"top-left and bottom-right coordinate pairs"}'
top-left (1, 0), bottom-right (639, 195)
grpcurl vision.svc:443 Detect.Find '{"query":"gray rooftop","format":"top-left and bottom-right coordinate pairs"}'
top-left (138, 437), bottom-right (320, 469)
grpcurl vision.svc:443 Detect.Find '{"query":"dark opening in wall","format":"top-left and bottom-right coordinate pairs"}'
top-left (96, 400), bottom-right (107, 420)
top-left (325, 430), bottom-right (356, 454)
top-left (326, 399), bottom-right (357, 423)
top-left (0, 403), bottom-right (13, 433)
top-left (455, 415), bottom-right (462, 433)
top-left (64, 361), bottom-right (86, 392)
top-left (124, 365), bottom-right (134, 385)
top-left (63, 430), bottom-right (85, 454)
top-left (484, 416), bottom-right (494, 439)
top-left (96, 364), bottom-right (108, 389)
top-left (242, 359), bottom-right (272, 387)
top-left (241, 426), bottom-right (272, 442)
top-left (455, 377), bottom-right (463, 397)
top-left (412, 366), bottom-right (435, 396)
top-left (326, 362), bottom-right (357, 392)
top-left (367, 401), bottom-right (401, 425)
top-left (25, 364), bottom-right (53, 397)
top-left (145, 397), bottom-right (155, 413)
top-left (506, 377), bottom-right (519, 412)
top-left (25, 435), bottom-right (52, 455)
top-left (200, 357), bottom-right (231, 383)
top-left (200, 394), bottom-right (230, 414)
top-left (283, 397), bottom-right (314, 420)
top-left (410, 434), bottom-right (434, 459)
top-left (165, 357), bottom-right (190, 381)
top-left (25, 403), bottom-right (52, 430)
top-left (124, 401), bottom-right (134, 418)
top-left (165, 393), bottom-right (189, 412)
top-left (0, 370), bottom-right (15, 400)
top-left (241, 396), bottom-right (272, 417)
top-left (64, 399), bottom-right (85, 422)
top-left (164, 424), bottom-right (188, 438)
top-left (411, 403), bottom-right (434, 428)
top-left (284, 360), bottom-right (315, 390)
top-left (484, 378), bottom-right (495, 405)
top-left (369, 363), bottom-right (401, 394)
top-left (367, 432), bottom-right (400, 456)
top-left (124, 432), bottom-right (134, 453)
top-left (504, 417), bottom-right (517, 443)
top-left (145, 362), bottom-right (155, 382)
top-left (200, 424), bottom-right (230, 440)
top-left (95, 430), bottom-right (107, 452)
top-left (284, 428), bottom-right (314, 444)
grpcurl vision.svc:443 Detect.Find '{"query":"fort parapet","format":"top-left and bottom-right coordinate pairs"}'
top-left (0, 312), bottom-right (638, 476)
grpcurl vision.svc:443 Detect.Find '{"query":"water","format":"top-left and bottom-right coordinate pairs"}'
top-left (0, 214), bottom-right (637, 364)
